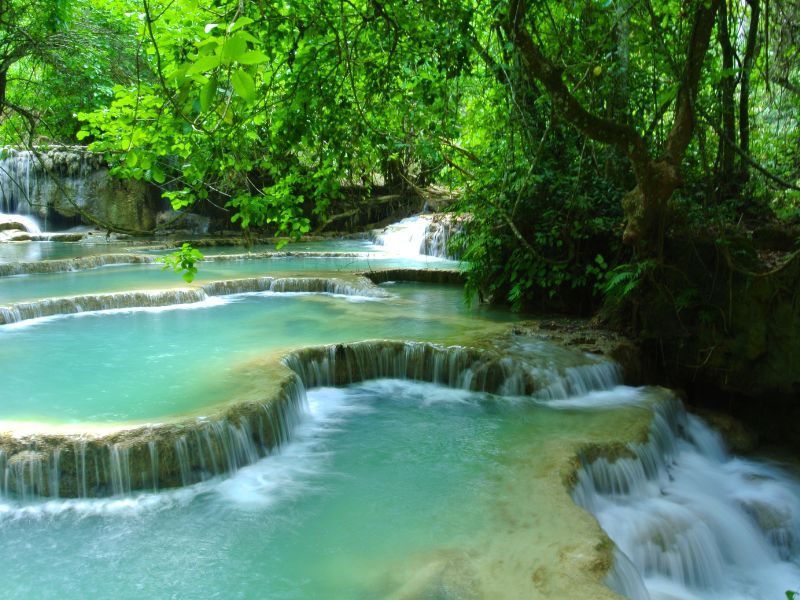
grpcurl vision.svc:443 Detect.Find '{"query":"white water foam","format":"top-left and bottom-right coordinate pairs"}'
top-left (372, 215), bottom-right (454, 259)
top-left (0, 385), bottom-right (366, 519)
top-left (575, 405), bottom-right (800, 600)
top-left (373, 215), bottom-right (432, 257)
top-left (0, 212), bottom-right (41, 234)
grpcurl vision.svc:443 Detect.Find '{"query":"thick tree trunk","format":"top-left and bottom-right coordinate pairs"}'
top-left (716, 0), bottom-right (737, 193)
top-left (739, 0), bottom-right (761, 182)
top-left (0, 69), bottom-right (6, 115)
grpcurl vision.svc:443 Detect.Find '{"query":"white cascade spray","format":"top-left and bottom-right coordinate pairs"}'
top-left (373, 214), bottom-right (458, 259)
top-left (572, 397), bottom-right (800, 600)
top-left (374, 215), bottom-right (433, 257)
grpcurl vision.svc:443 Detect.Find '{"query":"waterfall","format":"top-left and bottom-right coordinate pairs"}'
top-left (2, 331), bottom-right (798, 600)
top-left (0, 276), bottom-right (389, 325)
top-left (0, 341), bottom-right (538, 499)
top-left (0, 212), bottom-right (41, 234)
top-left (0, 375), bottom-right (309, 500)
top-left (0, 254), bottom-right (156, 277)
top-left (373, 214), bottom-right (460, 259)
top-left (0, 149), bottom-right (44, 218)
top-left (0, 147), bottom-right (100, 230)
top-left (0, 146), bottom-right (160, 232)
top-left (572, 397), bottom-right (800, 599)
top-left (283, 340), bottom-right (537, 394)
top-left (0, 289), bottom-right (210, 324)
top-left (533, 362), bottom-right (625, 402)
top-left (0, 251), bottom-right (384, 278)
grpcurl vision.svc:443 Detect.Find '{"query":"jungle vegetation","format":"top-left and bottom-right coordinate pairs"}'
top-left (1, 0), bottom-right (798, 315)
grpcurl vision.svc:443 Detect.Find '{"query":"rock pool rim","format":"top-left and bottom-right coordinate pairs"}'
top-left (0, 339), bottom-right (652, 493)
top-left (0, 336), bottom-right (652, 599)
top-left (0, 274), bottom-right (392, 325)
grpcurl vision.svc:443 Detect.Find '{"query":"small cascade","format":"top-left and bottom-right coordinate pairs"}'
top-left (374, 215), bottom-right (431, 257)
top-left (0, 252), bottom-right (384, 277)
top-left (0, 376), bottom-right (308, 500)
top-left (0, 147), bottom-right (101, 229)
top-left (264, 276), bottom-right (388, 298)
top-left (0, 253), bottom-right (156, 277)
top-left (373, 214), bottom-right (461, 259)
top-left (0, 212), bottom-right (41, 235)
top-left (0, 276), bottom-right (389, 325)
top-left (283, 340), bottom-right (536, 394)
top-left (534, 362), bottom-right (624, 402)
top-left (572, 398), bottom-right (800, 599)
top-left (202, 251), bottom-right (364, 261)
top-left (0, 289), bottom-right (209, 324)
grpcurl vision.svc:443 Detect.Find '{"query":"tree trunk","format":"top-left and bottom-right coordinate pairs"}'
top-left (716, 0), bottom-right (737, 195)
top-left (739, 0), bottom-right (761, 182)
top-left (605, 0), bottom-right (633, 188)
top-left (0, 69), bottom-right (6, 115)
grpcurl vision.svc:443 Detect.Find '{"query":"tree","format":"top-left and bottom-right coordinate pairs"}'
top-left (0, 0), bottom-right (138, 143)
top-left (500, 0), bottom-right (720, 257)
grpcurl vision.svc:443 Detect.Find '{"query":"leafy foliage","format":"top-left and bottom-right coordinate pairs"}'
top-left (0, 0), bottom-right (797, 305)
top-left (157, 243), bottom-right (204, 283)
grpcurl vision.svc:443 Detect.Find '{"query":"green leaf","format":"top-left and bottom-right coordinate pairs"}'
top-left (228, 16), bottom-right (253, 33)
top-left (199, 77), bottom-right (217, 112)
top-left (151, 165), bottom-right (166, 184)
top-left (237, 50), bottom-right (269, 65)
top-left (76, 129), bottom-right (90, 141)
top-left (231, 69), bottom-right (256, 103)
top-left (222, 32), bottom-right (248, 62)
top-left (186, 54), bottom-right (221, 76)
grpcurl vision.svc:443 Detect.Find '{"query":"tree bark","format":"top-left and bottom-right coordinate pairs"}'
top-left (739, 0), bottom-right (760, 182)
top-left (716, 0), bottom-right (737, 192)
top-left (0, 69), bottom-right (6, 116)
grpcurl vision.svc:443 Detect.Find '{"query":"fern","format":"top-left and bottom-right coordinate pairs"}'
top-left (602, 260), bottom-right (657, 300)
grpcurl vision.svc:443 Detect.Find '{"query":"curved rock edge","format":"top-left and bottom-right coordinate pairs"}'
top-left (0, 250), bottom-right (450, 277)
top-left (0, 275), bottom-right (389, 324)
top-left (0, 337), bottom-right (661, 598)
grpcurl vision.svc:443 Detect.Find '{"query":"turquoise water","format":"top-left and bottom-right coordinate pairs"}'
top-left (0, 379), bottom-right (635, 599)
top-left (137, 239), bottom-right (381, 254)
top-left (0, 255), bottom-right (458, 304)
top-left (0, 240), bottom-right (139, 263)
top-left (0, 238), bottom-right (379, 264)
top-left (0, 284), bottom-right (512, 423)
top-left (5, 230), bottom-right (798, 600)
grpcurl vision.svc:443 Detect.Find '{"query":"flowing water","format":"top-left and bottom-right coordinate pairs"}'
top-left (0, 252), bottom-right (457, 304)
top-left (0, 284), bottom-right (511, 423)
top-left (0, 379), bottom-right (644, 599)
top-left (0, 215), bottom-right (799, 598)
top-left (373, 214), bottom-right (455, 259)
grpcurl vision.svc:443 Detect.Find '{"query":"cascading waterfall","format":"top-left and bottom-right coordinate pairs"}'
top-left (283, 340), bottom-right (536, 394)
top-left (0, 375), bottom-right (309, 499)
top-left (1, 321), bottom-right (798, 599)
top-left (572, 397), bottom-right (800, 600)
top-left (0, 149), bottom-right (44, 217)
top-left (0, 253), bottom-right (156, 277)
top-left (0, 212), bottom-right (42, 234)
top-left (0, 276), bottom-right (390, 324)
top-left (0, 147), bottom-right (99, 229)
top-left (0, 340), bottom-right (543, 499)
top-left (373, 214), bottom-right (460, 259)
top-left (0, 250), bottom-right (392, 277)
